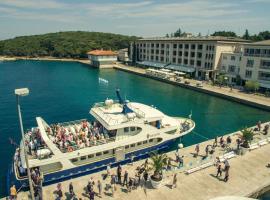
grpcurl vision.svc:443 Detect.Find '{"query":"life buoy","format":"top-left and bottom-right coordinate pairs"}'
top-left (67, 146), bottom-right (74, 152)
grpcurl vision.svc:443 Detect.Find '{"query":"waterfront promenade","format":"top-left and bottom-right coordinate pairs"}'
top-left (15, 122), bottom-right (270, 200)
top-left (114, 64), bottom-right (270, 111)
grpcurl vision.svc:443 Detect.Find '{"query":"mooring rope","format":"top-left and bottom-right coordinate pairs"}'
top-left (192, 130), bottom-right (210, 140)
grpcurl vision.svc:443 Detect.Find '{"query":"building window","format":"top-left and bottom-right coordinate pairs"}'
top-left (231, 56), bottom-right (235, 61)
top-left (191, 44), bottom-right (196, 49)
top-left (184, 59), bottom-right (188, 65)
top-left (161, 50), bottom-right (164, 55)
top-left (156, 50), bottom-right (159, 54)
top-left (173, 44), bottom-right (177, 48)
top-left (96, 152), bottom-right (102, 157)
top-left (260, 60), bottom-right (270, 69)
top-left (191, 52), bottom-right (195, 58)
top-left (178, 51), bottom-right (182, 56)
top-left (197, 52), bottom-right (202, 58)
top-left (184, 52), bottom-right (189, 57)
top-left (185, 44), bottom-right (189, 49)
top-left (172, 58), bottom-right (176, 63)
top-left (178, 44), bottom-right (183, 49)
top-left (151, 43), bottom-right (154, 48)
top-left (156, 56), bottom-right (159, 61)
top-left (197, 60), bottom-right (201, 66)
top-left (161, 57), bottom-right (164, 62)
top-left (198, 44), bottom-right (203, 50)
top-left (166, 44), bottom-right (170, 48)
top-left (258, 71), bottom-right (270, 81)
top-left (245, 70), bottom-right (252, 78)
top-left (178, 58), bottom-right (182, 64)
top-left (156, 44), bottom-right (159, 48)
top-left (247, 59), bottom-right (254, 68)
top-left (190, 60), bottom-right (194, 65)
top-left (161, 44), bottom-right (164, 48)
top-left (103, 150), bottom-right (109, 155)
top-left (228, 65), bottom-right (236, 73)
top-left (88, 154), bottom-right (94, 159)
top-left (173, 51), bottom-right (177, 56)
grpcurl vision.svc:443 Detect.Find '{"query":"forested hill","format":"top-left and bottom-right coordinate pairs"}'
top-left (0, 31), bottom-right (138, 58)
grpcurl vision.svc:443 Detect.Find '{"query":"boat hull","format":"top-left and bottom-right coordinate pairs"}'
top-left (6, 138), bottom-right (178, 193)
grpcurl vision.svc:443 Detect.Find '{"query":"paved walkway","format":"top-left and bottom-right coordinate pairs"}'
top-left (16, 122), bottom-right (270, 200)
top-left (114, 65), bottom-right (270, 110)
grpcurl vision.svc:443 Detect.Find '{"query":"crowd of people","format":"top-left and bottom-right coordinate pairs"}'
top-left (31, 167), bottom-right (43, 200)
top-left (25, 128), bottom-right (45, 157)
top-left (46, 120), bottom-right (116, 152)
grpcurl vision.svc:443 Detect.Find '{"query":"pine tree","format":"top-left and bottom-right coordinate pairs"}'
top-left (243, 29), bottom-right (250, 40)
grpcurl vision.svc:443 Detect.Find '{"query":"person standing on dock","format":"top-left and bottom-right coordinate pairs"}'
top-left (213, 136), bottom-right (218, 147)
top-left (216, 159), bottom-right (222, 177)
top-left (97, 180), bottom-right (102, 198)
top-left (172, 173), bottom-right (177, 189)
top-left (224, 159), bottom-right (230, 182)
top-left (9, 185), bottom-right (17, 200)
top-left (69, 182), bottom-right (74, 198)
top-left (123, 171), bottom-right (128, 187)
top-left (117, 165), bottom-right (122, 185)
top-left (195, 144), bottom-right (200, 157)
top-left (205, 145), bottom-right (209, 157)
top-left (143, 171), bottom-right (149, 186)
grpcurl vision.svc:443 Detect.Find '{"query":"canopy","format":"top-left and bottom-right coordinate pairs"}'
top-left (137, 61), bottom-right (166, 68)
top-left (166, 64), bottom-right (195, 73)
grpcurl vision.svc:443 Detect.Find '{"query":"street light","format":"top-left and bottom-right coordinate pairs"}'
top-left (15, 88), bottom-right (35, 200)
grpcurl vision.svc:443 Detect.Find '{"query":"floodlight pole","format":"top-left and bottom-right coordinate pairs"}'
top-left (15, 89), bottom-right (35, 200)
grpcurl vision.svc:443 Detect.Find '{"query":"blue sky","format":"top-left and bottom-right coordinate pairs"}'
top-left (0, 0), bottom-right (269, 40)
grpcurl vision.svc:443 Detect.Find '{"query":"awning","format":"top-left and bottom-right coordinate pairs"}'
top-left (259, 81), bottom-right (270, 89)
top-left (166, 64), bottom-right (195, 73)
top-left (137, 61), bottom-right (166, 68)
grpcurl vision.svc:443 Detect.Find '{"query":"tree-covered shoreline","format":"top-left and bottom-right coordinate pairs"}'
top-left (0, 31), bottom-right (138, 58)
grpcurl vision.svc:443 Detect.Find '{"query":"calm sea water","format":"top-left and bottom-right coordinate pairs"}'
top-left (0, 60), bottom-right (270, 197)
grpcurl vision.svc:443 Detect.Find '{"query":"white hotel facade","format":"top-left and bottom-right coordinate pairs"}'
top-left (130, 37), bottom-right (270, 89)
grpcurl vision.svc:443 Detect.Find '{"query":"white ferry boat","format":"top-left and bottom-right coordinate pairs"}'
top-left (7, 89), bottom-right (195, 191)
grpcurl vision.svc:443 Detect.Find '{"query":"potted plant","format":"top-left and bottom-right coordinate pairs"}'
top-left (149, 152), bottom-right (168, 189)
top-left (241, 128), bottom-right (254, 148)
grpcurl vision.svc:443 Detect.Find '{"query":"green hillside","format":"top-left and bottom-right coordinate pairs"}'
top-left (0, 31), bottom-right (138, 58)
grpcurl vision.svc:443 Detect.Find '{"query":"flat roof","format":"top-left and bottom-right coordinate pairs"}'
top-left (246, 39), bottom-right (270, 46)
top-left (87, 50), bottom-right (117, 56)
top-left (137, 36), bottom-right (249, 43)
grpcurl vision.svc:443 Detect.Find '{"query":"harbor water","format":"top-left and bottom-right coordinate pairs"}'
top-left (0, 60), bottom-right (270, 197)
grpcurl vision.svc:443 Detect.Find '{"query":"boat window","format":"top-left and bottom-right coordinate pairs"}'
top-left (149, 139), bottom-right (154, 143)
top-left (131, 144), bottom-right (135, 148)
top-left (96, 152), bottom-right (102, 157)
top-left (88, 154), bottom-right (94, 159)
top-left (124, 127), bottom-right (129, 133)
top-left (137, 142), bottom-right (142, 146)
top-left (157, 138), bottom-right (162, 142)
top-left (103, 150), bottom-right (109, 155)
top-left (71, 158), bottom-right (78, 162)
top-left (130, 127), bottom-right (136, 131)
top-left (125, 145), bottom-right (129, 149)
top-left (143, 140), bottom-right (147, 144)
top-left (81, 156), bottom-right (86, 160)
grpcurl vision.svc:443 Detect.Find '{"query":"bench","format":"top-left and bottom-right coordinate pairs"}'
top-left (249, 143), bottom-right (259, 151)
top-left (185, 161), bottom-right (213, 174)
top-left (258, 139), bottom-right (268, 146)
top-left (218, 151), bottom-right (236, 162)
top-left (200, 161), bottom-right (213, 169)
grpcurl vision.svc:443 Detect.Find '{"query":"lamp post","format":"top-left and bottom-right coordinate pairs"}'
top-left (15, 88), bottom-right (35, 200)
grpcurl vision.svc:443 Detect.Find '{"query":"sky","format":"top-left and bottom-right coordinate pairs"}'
top-left (0, 0), bottom-right (270, 40)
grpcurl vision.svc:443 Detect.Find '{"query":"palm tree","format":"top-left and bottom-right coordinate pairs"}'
top-left (149, 152), bottom-right (168, 181)
top-left (241, 127), bottom-right (254, 148)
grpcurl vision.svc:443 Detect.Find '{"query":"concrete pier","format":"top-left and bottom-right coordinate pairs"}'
top-left (14, 122), bottom-right (270, 200)
top-left (114, 64), bottom-right (270, 111)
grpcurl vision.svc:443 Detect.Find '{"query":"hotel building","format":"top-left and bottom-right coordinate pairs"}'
top-left (130, 36), bottom-right (247, 80)
top-left (219, 40), bottom-right (270, 89)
